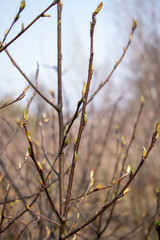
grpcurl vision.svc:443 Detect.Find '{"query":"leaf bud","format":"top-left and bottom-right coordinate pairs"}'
top-left (94, 2), bottom-right (103, 14)
top-left (123, 187), bottom-right (131, 196)
top-left (141, 95), bottom-right (145, 104)
top-left (155, 122), bottom-right (159, 140)
top-left (20, 0), bottom-right (26, 11)
top-left (84, 112), bottom-right (87, 123)
top-left (82, 82), bottom-right (87, 96)
top-left (132, 18), bottom-right (138, 31)
top-left (142, 146), bottom-right (147, 158)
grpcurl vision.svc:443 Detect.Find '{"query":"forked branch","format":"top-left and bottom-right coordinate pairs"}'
top-left (61, 123), bottom-right (159, 239)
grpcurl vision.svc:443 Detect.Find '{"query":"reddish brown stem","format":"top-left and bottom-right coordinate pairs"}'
top-left (0, 1), bottom-right (58, 53)
top-left (61, 125), bottom-right (158, 239)
top-left (63, 9), bottom-right (97, 223)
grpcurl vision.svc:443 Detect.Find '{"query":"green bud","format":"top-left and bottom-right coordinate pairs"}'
top-left (20, 0), bottom-right (26, 11)
top-left (132, 18), bottom-right (138, 31)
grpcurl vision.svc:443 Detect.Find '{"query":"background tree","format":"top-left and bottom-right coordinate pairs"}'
top-left (0, 1), bottom-right (160, 240)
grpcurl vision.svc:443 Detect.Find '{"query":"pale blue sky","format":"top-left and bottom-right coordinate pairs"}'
top-left (0, 0), bottom-right (149, 111)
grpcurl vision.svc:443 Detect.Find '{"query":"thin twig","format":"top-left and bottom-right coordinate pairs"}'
top-left (69, 170), bottom-right (94, 233)
top-left (16, 218), bottom-right (34, 240)
top-left (0, 126), bottom-right (20, 157)
top-left (57, 0), bottom-right (65, 221)
top-left (70, 172), bottom-right (129, 202)
top-left (27, 207), bottom-right (60, 227)
top-left (0, 41), bottom-right (59, 111)
top-left (0, 152), bottom-right (29, 231)
top-left (22, 123), bottom-right (63, 223)
top-left (61, 123), bottom-right (159, 239)
top-left (0, 0), bottom-right (58, 53)
top-left (2, 0), bottom-right (26, 43)
top-left (145, 190), bottom-right (160, 239)
top-left (0, 85), bottom-right (29, 110)
top-left (118, 217), bottom-right (152, 240)
top-left (3, 216), bottom-right (32, 240)
top-left (64, 20), bottom-right (137, 127)
top-left (39, 122), bottom-right (59, 176)
top-left (99, 98), bottom-right (145, 236)
top-left (94, 95), bottom-right (123, 178)
top-left (63, 3), bottom-right (103, 224)
top-left (61, 98), bottom-right (83, 153)
top-left (0, 186), bottom-right (42, 234)
top-left (119, 99), bottom-right (144, 179)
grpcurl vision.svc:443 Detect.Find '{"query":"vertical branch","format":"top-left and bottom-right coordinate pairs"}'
top-left (57, 0), bottom-right (64, 217)
top-left (63, 1), bottom-right (103, 226)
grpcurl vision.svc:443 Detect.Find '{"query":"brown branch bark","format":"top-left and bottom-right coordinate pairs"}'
top-left (0, 85), bottom-right (29, 110)
top-left (60, 5), bottom-right (104, 238)
top-left (0, 0), bottom-right (58, 53)
top-left (61, 123), bottom-right (159, 239)
top-left (57, 0), bottom-right (65, 221)
top-left (64, 21), bottom-right (137, 127)
top-left (23, 123), bottom-right (63, 223)
top-left (98, 99), bottom-right (145, 237)
top-left (0, 41), bottom-right (59, 111)
top-left (63, 6), bottom-right (97, 221)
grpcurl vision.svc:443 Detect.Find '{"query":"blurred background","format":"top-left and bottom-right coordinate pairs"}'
top-left (1, 0), bottom-right (159, 111)
top-left (0, 0), bottom-right (160, 239)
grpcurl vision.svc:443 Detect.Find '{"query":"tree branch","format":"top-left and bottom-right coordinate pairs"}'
top-left (0, 0), bottom-right (58, 53)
